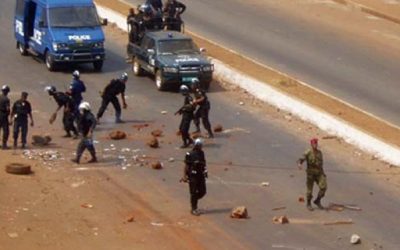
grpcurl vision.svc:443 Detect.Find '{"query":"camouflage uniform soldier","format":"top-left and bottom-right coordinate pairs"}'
top-left (297, 138), bottom-right (327, 211)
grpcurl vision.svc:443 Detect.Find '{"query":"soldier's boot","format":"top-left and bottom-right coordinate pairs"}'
top-left (313, 196), bottom-right (324, 210)
top-left (88, 151), bottom-right (97, 163)
top-left (207, 130), bottom-right (214, 138)
top-left (306, 197), bottom-right (314, 211)
top-left (71, 158), bottom-right (80, 164)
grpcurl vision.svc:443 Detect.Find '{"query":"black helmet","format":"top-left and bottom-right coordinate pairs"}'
top-left (45, 85), bottom-right (57, 94)
top-left (1, 85), bottom-right (10, 93)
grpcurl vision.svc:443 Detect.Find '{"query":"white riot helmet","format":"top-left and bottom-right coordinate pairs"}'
top-left (120, 72), bottom-right (128, 82)
top-left (79, 101), bottom-right (91, 112)
top-left (45, 85), bottom-right (56, 94)
top-left (1, 85), bottom-right (10, 93)
top-left (179, 85), bottom-right (189, 95)
top-left (72, 70), bottom-right (80, 79)
top-left (193, 138), bottom-right (203, 148)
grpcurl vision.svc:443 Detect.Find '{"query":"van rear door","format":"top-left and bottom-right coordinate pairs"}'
top-left (14, 0), bottom-right (26, 44)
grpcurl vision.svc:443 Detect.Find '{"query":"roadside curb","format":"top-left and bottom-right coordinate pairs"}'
top-left (95, 4), bottom-right (400, 166)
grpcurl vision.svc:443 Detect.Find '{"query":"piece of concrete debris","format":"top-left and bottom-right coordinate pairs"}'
top-left (32, 135), bottom-right (52, 146)
top-left (213, 124), bottom-right (223, 133)
top-left (350, 234), bottom-right (361, 244)
top-left (161, 111), bottom-right (168, 115)
top-left (298, 196), bottom-right (305, 203)
top-left (260, 182), bottom-right (270, 187)
top-left (7, 232), bottom-right (19, 238)
top-left (151, 129), bottom-right (163, 137)
top-left (5, 163), bottom-right (32, 175)
top-left (126, 216), bottom-right (135, 223)
top-left (109, 130), bottom-right (127, 140)
top-left (239, 101), bottom-right (245, 106)
top-left (272, 207), bottom-right (286, 211)
top-left (328, 203), bottom-right (362, 211)
top-left (168, 157), bottom-right (175, 162)
top-left (81, 203), bottom-right (94, 209)
top-left (151, 161), bottom-right (163, 170)
top-left (147, 137), bottom-right (159, 148)
top-left (322, 135), bottom-right (339, 140)
top-left (230, 206), bottom-right (248, 219)
top-left (272, 215), bottom-right (289, 224)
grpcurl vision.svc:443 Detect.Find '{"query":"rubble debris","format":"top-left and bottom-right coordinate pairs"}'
top-left (126, 216), bottom-right (135, 223)
top-left (239, 101), bottom-right (245, 106)
top-left (350, 234), bottom-right (361, 244)
top-left (147, 137), bottom-right (159, 148)
top-left (109, 130), bottom-right (127, 140)
top-left (161, 111), bottom-right (168, 115)
top-left (81, 203), bottom-right (94, 209)
top-left (260, 182), bottom-right (270, 187)
top-left (7, 232), bottom-right (19, 238)
top-left (213, 124), bottom-right (223, 133)
top-left (272, 215), bottom-right (289, 224)
top-left (323, 219), bottom-right (353, 226)
top-left (151, 129), bottom-right (163, 137)
top-left (32, 135), bottom-right (52, 146)
top-left (151, 161), bottom-right (163, 170)
top-left (132, 123), bottom-right (149, 131)
top-left (322, 135), bottom-right (338, 140)
top-left (5, 163), bottom-right (32, 175)
top-left (298, 196), bottom-right (305, 203)
top-left (272, 207), bottom-right (286, 211)
top-left (151, 222), bottom-right (164, 227)
top-left (168, 157), bottom-right (175, 162)
top-left (191, 132), bottom-right (202, 139)
top-left (328, 203), bottom-right (362, 211)
top-left (230, 206), bottom-right (248, 219)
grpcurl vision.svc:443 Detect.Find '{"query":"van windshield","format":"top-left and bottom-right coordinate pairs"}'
top-left (158, 40), bottom-right (198, 55)
top-left (49, 6), bottom-right (100, 28)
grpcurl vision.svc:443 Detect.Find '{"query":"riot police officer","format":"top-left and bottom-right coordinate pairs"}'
top-left (10, 92), bottom-right (34, 149)
top-left (192, 79), bottom-right (214, 138)
top-left (181, 138), bottom-right (208, 216)
top-left (96, 73), bottom-right (128, 124)
top-left (127, 8), bottom-right (138, 44)
top-left (0, 85), bottom-right (11, 149)
top-left (68, 70), bottom-right (86, 111)
top-left (163, 0), bottom-right (186, 31)
top-left (46, 86), bottom-right (78, 138)
top-left (175, 85), bottom-right (194, 148)
top-left (71, 102), bottom-right (97, 164)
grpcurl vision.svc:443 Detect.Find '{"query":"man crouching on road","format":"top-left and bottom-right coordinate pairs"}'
top-left (181, 138), bottom-right (208, 216)
top-left (71, 102), bottom-right (97, 164)
top-left (297, 138), bottom-right (327, 211)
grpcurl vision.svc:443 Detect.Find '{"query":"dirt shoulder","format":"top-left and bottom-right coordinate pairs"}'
top-left (97, 0), bottom-right (400, 148)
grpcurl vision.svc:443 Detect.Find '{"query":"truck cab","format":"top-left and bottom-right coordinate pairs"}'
top-left (128, 31), bottom-right (213, 91)
top-left (14, 0), bottom-right (107, 71)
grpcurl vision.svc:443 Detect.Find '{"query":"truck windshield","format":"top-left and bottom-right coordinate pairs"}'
top-left (49, 6), bottom-right (100, 28)
top-left (158, 40), bottom-right (198, 55)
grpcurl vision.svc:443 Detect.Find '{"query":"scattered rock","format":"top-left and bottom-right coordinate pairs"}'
top-left (151, 161), bottom-right (163, 170)
top-left (161, 111), bottom-right (168, 115)
top-left (272, 215), bottom-right (289, 224)
top-left (151, 129), bottom-right (163, 137)
top-left (298, 196), bottom-right (305, 203)
top-left (5, 163), bottom-right (32, 175)
top-left (147, 137), bottom-right (159, 148)
top-left (168, 157), bottom-right (175, 162)
top-left (230, 206), bottom-right (248, 219)
top-left (191, 132), bottom-right (202, 139)
top-left (109, 130), bottom-right (127, 140)
top-left (322, 135), bottom-right (338, 140)
top-left (7, 232), bottom-right (18, 238)
top-left (369, 191), bottom-right (374, 195)
top-left (81, 203), bottom-right (94, 209)
top-left (272, 206), bottom-right (286, 211)
top-left (350, 234), bottom-right (361, 244)
top-left (260, 182), bottom-right (270, 187)
top-left (132, 123), bottom-right (149, 131)
top-left (126, 216), bottom-right (135, 223)
top-left (213, 124), bottom-right (223, 133)
top-left (32, 135), bottom-right (52, 146)
top-left (239, 101), bottom-right (245, 106)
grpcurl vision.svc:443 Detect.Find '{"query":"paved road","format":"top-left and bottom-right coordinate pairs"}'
top-left (127, 0), bottom-right (400, 126)
top-left (1, 0), bottom-right (400, 249)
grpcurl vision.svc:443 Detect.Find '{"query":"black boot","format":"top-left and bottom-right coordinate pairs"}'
top-left (313, 197), bottom-right (324, 210)
top-left (307, 197), bottom-right (314, 211)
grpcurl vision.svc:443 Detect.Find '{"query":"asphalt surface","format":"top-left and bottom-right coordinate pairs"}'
top-left (126, 0), bottom-right (400, 126)
top-left (1, 0), bottom-right (400, 248)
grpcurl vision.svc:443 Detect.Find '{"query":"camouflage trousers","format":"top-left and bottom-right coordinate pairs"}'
top-left (306, 169), bottom-right (327, 200)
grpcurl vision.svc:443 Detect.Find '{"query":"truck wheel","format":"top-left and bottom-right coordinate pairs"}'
top-left (45, 51), bottom-right (56, 72)
top-left (155, 70), bottom-right (167, 91)
top-left (17, 42), bottom-right (27, 56)
top-left (132, 57), bottom-right (144, 76)
top-left (93, 61), bottom-right (103, 71)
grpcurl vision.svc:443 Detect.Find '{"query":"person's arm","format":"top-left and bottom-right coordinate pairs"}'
top-left (9, 103), bottom-right (15, 125)
top-left (28, 102), bottom-right (34, 127)
top-left (178, 2), bottom-right (186, 15)
top-left (121, 92), bottom-right (127, 109)
top-left (297, 151), bottom-right (308, 169)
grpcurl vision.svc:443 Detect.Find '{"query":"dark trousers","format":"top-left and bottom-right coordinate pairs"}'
top-left (0, 117), bottom-right (9, 145)
top-left (63, 112), bottom-right (78, 136)
top-left (13, 119), bottom-right (28, 145)
top-left (76, 137), bottom-right (96, 161)
top-left (194, 106), bottom-right (213, 135)
top-left (164, 17), bottom-right (182, 32)
top-left (189, 175), bottom-right (206, 210)
top-left (180, 117), bottom-right (193, 145)
top-left (97, 96), bottom-right (121, 120)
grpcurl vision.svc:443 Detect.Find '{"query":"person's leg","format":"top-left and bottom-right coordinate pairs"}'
top-left (110, 96), bottom-right (122, 123)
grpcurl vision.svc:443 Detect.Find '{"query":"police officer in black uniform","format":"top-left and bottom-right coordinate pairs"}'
top-left (175, 85), bottom-right (194, 148)
top-left (192, 79), bottom-right (214, 138)
top-left (181, 138), bottom-right (208, 216)
top-left (10, 92), bottom-right (34, 149)
top-left (96, 73), bottom-right (128, 124)
top-left (68, 70), bottom-right (86, 110)
top-left (0, 85), bottom-right (11, 149)
top-left (71, 102), bottom-right (97, 164)
top-left (163, 0), bottom-right (186, 31)
top-left (127, 8), bottom-right (138, 44)
top-left (46, 86), bottom-right (78, 138)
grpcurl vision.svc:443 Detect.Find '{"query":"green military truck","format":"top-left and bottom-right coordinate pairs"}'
top-left (127, 31), bottom-right (213, 91)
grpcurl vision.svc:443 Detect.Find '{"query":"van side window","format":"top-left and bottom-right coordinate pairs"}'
top-left (15, 0), bottom-right (24, 17)
top-left (40, 10), bottom-right (47, 26)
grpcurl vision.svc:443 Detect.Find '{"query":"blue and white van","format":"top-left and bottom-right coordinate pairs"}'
top-left (14, 0), bottom-right (107, 71)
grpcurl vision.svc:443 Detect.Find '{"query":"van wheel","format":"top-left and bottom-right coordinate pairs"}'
top-left (93, 61), bottom-right (103, 71)
top-left (17, 42), bottom-right (27, 56)
top-left (132, 57), bottom-right (144, 76)
top-left (155, 70), bottom-right (167, 91)
top-left (45, 51), bottom-right (56, 71)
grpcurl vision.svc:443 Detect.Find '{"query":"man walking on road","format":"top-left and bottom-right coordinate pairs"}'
top-left (297, 138), bottom-right (327, 211)
top-left (192, 79), bottom-right (213, 138)
top-left (181, 138), bottom-right (208, 216)
top-left (68, 70), bottom-right (86, 109)
top-left (175, 85), bottom-right (195, 148)
top-left (0, 85), bottom-right (11, 149)
top-left (11, 92), bottom-right (34, 149)
top-left (96, 73), bottom-right (128, 124)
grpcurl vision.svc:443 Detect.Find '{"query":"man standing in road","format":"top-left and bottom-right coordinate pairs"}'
top-left (192, 79), bottom-right (214, 138)
top-left (297, 138), bottom-right (327, 211)
top-left (0, 85), bottom-right (11, 149)
top-left (96, 73), bottom-right (128, 124)
top-left (10, 92), bottom-right (34, 149)
top-left (163, 0), bottom-right (186, 31)
top-left (68, 70), bottom-right (86, 113)
top-left (181, 138), bottom-right (208, 216)
top-left (46, 86), bottom-right (78, 138)
top-left (71, 102), bottom-right (97, 164)
top-left (175, 85), bottom-right (195, 148)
